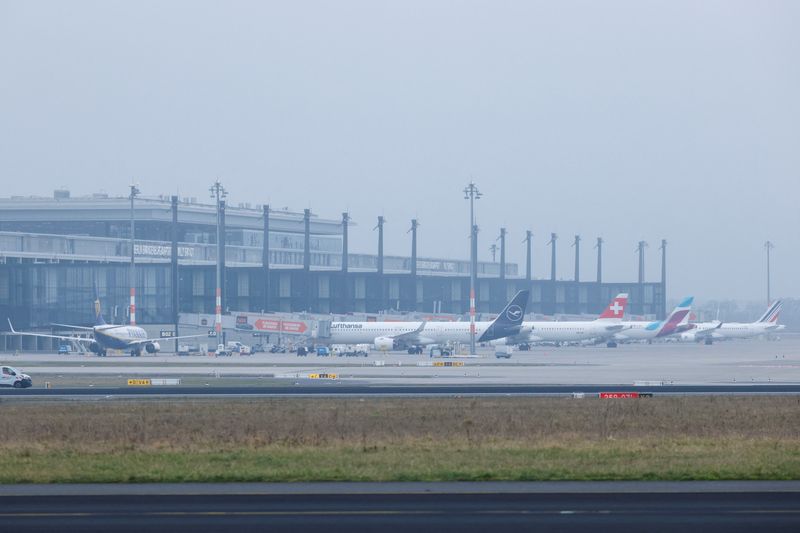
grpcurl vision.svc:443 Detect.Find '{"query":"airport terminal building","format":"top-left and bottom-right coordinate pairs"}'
top-left (0, 191), bottom-right (665, 329)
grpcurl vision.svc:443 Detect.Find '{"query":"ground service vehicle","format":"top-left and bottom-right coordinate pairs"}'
top-left (495, 346), bottom-right (513, 359)
top-left (226, 341), bottom-right (251, 355)
top-left (0, 366), bottom-right (32, 388)
top-left (429, 346), bottom-right (451, 357)
top-left (215, 344), bottom-right (231, 356)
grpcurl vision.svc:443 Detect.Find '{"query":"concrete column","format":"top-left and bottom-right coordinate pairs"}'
top-left (499, 228), bottom-right (506, 280)
top-left (262, 205), bottom-right (270, 312)
top-left (219, 200), bottom-right (226, 314)
top-left (596, 237), bottom-right (603, 283)
top-left (171, 195), bottom-right (179, 352)
top-left (524, 230), bottom-right (532, 282)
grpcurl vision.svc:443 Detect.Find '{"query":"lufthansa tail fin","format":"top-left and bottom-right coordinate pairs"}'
top-left (478, 290), bottom-right (530, 342)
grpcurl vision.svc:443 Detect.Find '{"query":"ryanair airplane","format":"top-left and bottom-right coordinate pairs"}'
top-left (8, 299), bottom-right (202, 356)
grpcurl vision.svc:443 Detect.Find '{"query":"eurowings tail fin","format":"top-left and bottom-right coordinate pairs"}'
top-left (656, 296), bottom-right (694, 338)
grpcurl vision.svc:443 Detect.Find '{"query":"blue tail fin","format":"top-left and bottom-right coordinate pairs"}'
top-left (94, 298), bottom-right (107, 326)
top-left (478, 290), bottom-right (530, 342)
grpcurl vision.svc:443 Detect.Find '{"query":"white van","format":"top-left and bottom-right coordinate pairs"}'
top-left (494, 346), bottom-right (513, 359)
top-left (0, 366), bottom-right (32, 388)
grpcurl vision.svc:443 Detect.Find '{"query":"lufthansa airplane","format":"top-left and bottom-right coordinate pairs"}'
top-left (8, 299), bottom-right (202, 356)
top-left (326, 290), bottom-right (530, 350)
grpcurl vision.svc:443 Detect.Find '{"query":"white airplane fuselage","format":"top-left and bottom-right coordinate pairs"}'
top-left (613, 321), bottom-right (665, 341)
top-left (328, 321), bottom-right (495, 346)
top-left (92, 324), bottom-right (153, 351)
top-left (516, 320), bottom-right (623, 343)
top-left (684, 321), bottom-right (778, 341)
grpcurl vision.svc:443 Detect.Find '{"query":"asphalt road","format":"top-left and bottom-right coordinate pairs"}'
top-left (1, 482), bottom-right (798, 532)
top-left (2, 383), bottom-right (800, 397)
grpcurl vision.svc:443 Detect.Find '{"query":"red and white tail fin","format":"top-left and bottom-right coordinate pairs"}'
top-left (597, 293), bottom-right (628, 321)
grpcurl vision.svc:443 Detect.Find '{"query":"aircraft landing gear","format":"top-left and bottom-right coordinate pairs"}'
top-left (704, 338), bottom-right (713, 346)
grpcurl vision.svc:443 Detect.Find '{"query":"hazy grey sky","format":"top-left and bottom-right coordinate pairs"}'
top-left (1, 1), bottom-right (798, 302)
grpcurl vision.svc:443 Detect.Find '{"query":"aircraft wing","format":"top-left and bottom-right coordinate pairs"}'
top-left (693, 321), bottom-right (723, 338)
top-left (50, 323), bottom-right (95, 331)
top-left (7, 320), bottom-right (92, 344)
top-left (384, 322), bottom-right (427, 343)
top-left (603, 324), bottom-right (627, 332)
top-left (127, 333), bottom-right (209, 346)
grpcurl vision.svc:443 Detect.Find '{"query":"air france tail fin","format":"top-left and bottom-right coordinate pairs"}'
top-left (597, 293), bottom-right (628, 321)
top-left (478, 290), bottom-right (530, 342)
top-left (94, 298), bottom-right (107, 326)
top-left (656, 296), bottom-right (694, 338)
top-left (757, 300), bottom-right (782, 324)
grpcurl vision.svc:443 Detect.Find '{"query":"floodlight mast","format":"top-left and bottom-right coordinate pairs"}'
top-left (210, 180), bottom-right (227, 346)
top-left (463, 181), bottom-right (482, 355)
top-left (129, 183), bottom-right (140, 326)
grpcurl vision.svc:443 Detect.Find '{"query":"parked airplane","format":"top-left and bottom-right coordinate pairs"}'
top-left (606, 296), bottom-right (695, 346)
top-left (680, 300), bottom-right (784, 345)
top-left (492, 293), bottom-right (629, 347)
top-left (326, 290), bottom-right (529, 350)
top-left (8, 299), bottom-right (202, 356)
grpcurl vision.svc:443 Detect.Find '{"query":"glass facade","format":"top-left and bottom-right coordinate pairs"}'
top-left (0, 196), bottom-right (665, 329)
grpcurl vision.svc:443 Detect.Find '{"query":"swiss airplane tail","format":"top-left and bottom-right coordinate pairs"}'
top-left (597, 293), bottom-right (628, 321)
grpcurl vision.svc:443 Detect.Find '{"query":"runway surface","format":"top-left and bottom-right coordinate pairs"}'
top-left (4, 335), bottom-right (800, 388)
top-left (3, 383), bottom-right (800, 397)
top-left (1, 482), bottom-right (798, 532)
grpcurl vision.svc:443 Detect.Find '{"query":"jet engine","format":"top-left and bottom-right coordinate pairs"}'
top-left (145, 341), bottom-right (161, 353)
top-left (88, 341), bottom-right (101, 354)
top-left (373, 337), bottom-right (394, 351)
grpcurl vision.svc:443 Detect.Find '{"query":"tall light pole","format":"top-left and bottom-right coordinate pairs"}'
top-left (210, 180), bottom-right (227, 346)
top-left (765, 241), bottom-right (774, 305)
top-left (464, 181), bottom-right (482, 355)
top-left (129, 183), bottom-right (140, 325)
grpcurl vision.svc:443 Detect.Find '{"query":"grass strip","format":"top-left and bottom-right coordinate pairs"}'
top-left (3, 439), bottom-right (800, 483)
top-left (0, 396), bottom-right (798, 482)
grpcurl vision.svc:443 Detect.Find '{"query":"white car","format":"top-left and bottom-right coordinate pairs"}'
top-left (0, 366), bottom-right (32, 388)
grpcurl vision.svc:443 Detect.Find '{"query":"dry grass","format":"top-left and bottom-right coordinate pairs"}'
top-left (0, 396), bottom-right (798, 482)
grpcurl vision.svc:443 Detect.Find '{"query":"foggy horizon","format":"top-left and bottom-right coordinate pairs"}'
top-left (2, 1), bottom-right (797, 302)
